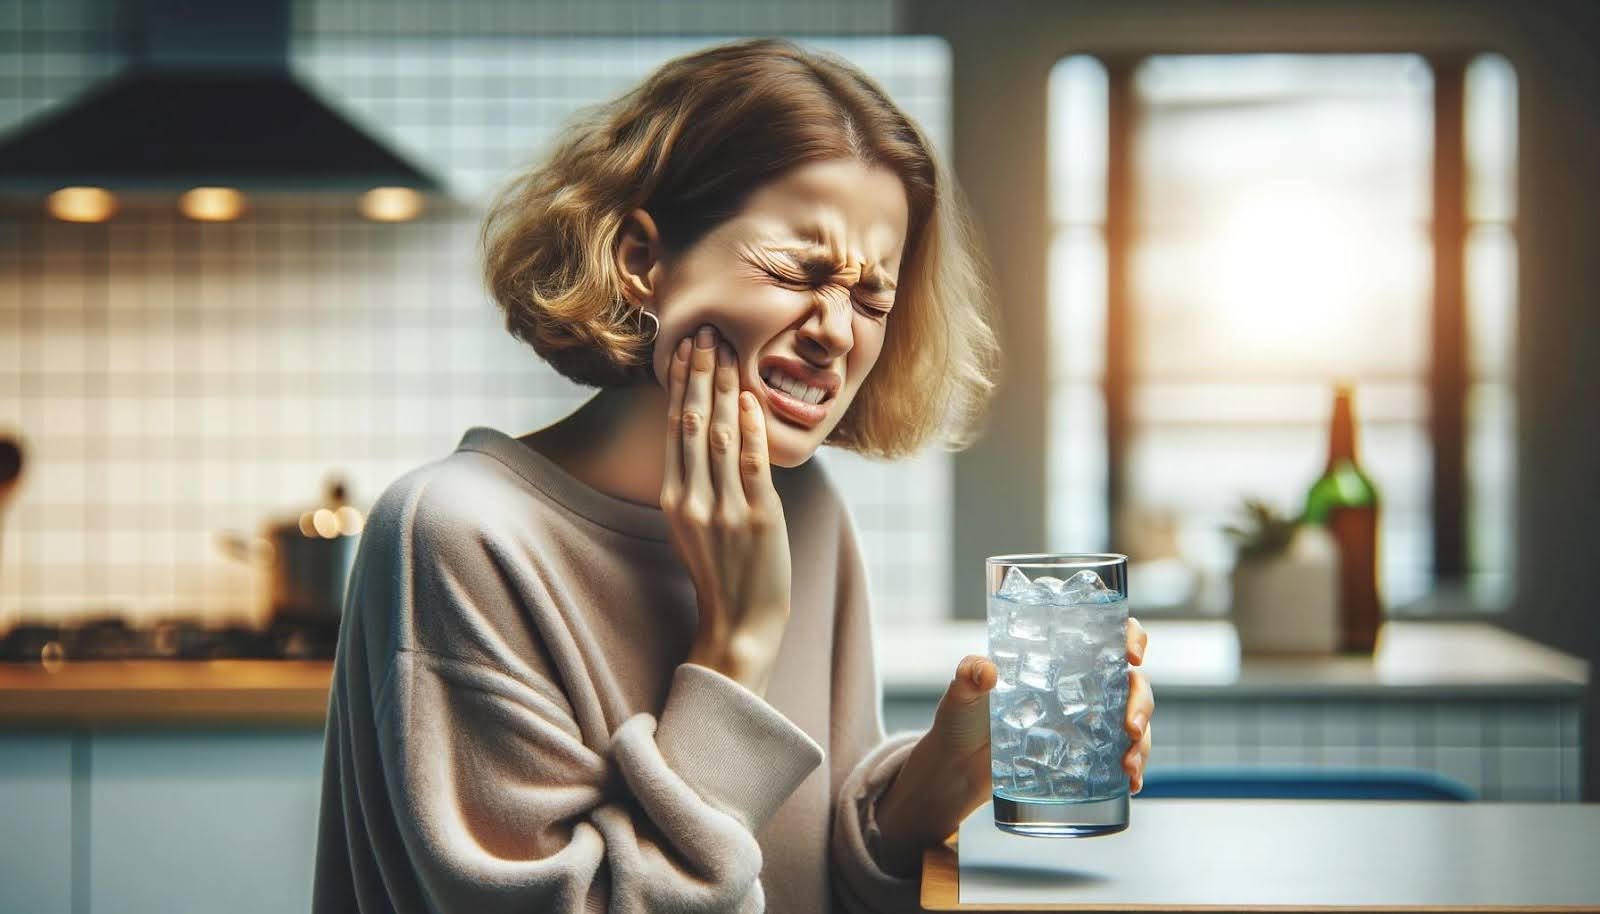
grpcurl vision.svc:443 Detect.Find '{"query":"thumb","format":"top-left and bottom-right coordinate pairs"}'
top-left (933, 654), bottom-right (997, 754)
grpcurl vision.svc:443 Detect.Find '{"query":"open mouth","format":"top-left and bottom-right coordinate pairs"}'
top-left (758, 366), bottom-right (834, 428)
top-left (759, 365), bottom-right (835, 406)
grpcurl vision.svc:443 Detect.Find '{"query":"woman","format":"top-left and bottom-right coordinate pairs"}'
top-left (314, 37), bottom-right (1155, 913)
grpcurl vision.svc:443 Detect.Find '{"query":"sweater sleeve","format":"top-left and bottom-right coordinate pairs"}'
top-left (825, 500), bottom-right (930, 914)
top-left (357, 478), bottom-right (826, 913)
top-left (380, 654), bottom-right (823, 914)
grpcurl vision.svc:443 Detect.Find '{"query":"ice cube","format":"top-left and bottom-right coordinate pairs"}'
top-left (1031, 575), bottom-right (1067, 600)
top-left (1059, 569), bottom-right (1112, 604)
top-left (1010, 757), bottom-right (1049, 796)
top-left (1086, 758), bottom-right (1122, 796)
top-left (990, 646), bottom-right (1020, 692)
top-left (998, 692), bottom-right (1046, 730)
top-left (1039, 761), bottom-right (1089, 799)
top-left (1095, 665), bottom-right (1129, 710)
top-left (1055, 671), bottom-right (1091, 714)
top-left (1095, 643), bottom-right (1125, 667)
top-left (1006, 602), bottom-right (1050, 641)
top-left (990, 722), bottom-right (1023, 752)
top-left (988, 605), bottom-right (1008, 642)
top-left (991, 758), bottom-right (1015, 780)
top-left (1048, 624), bottom-right (1098, 664)
top-left (1017, 649), bottom-right (1058, 690)
top-left (997, 566), bottom-right (1034, 601)
top-left (1059, 741), bottom-right (1093, 777)
top-left (1068, 707), bottom-right (1117, 742)
top-left (1020, 726), bottom-right (1067, 767)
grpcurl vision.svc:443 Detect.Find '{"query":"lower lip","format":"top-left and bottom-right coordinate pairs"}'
top-left (761, 376), bottom-right (830, 429)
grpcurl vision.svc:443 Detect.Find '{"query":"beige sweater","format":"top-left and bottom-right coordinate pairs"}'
top-left (313, 425), bottom-right (927, 913)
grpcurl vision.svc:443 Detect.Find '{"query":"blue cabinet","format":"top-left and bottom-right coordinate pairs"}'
top-left (88, 729), bottom-right (326, 914)
top-left (0, 728), bottom-right (325, 914)
top-left (0, 733), bottom-right (74, 914)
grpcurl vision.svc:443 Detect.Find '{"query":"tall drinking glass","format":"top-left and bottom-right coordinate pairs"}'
top-left (986, 553), bottom-right (1130, 837)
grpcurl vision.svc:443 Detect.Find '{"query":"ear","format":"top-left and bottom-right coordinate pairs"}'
top-left (615, 208), bottom-right (665, 307)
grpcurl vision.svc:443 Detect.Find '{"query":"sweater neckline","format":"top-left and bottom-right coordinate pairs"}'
top-left (455, 425), bottom-right (672, 543)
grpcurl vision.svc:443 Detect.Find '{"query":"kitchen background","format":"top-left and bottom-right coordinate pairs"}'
top-left (0, 0), bottom-right (1593, 768)
top-left (0, 0), bottom-right (953, 630)
top-left (2, 1), bottom-right (1599, 909)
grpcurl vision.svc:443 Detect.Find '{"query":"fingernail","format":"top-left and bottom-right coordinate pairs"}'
top-left (717, 342), bottom-right (733, 367)
top-left (676, 338), bottom-right (690, 360)
top-left (696, 324), bottom-right (715, 348)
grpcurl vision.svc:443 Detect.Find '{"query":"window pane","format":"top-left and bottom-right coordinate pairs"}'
top-left (1049, 56), bottom-right (1109, 226)
top-left (1134, 55), bottom-right (1434, 231)
top-left (1466, 224), bottom-right (1517, 381)
top-left (1466, 382), bottom-right (1515, 608)
top-left (1130, 226), bottom-right (1431, 381)
top-left (1047, 52), bottom-right (1518, 616)
top-left (1049, 384), bottom-right (1109, 551)
top-left (1047, 57), bottom-right (1112, 555)
top-left (1466, 53), bottom-right (1518, 223)
top-left (1464, 53), bottom-right (1518, 610)
top-left (1127, 54), bottom-right (1433, 613)
top-left (1048, 228), bottom-right (1107, 384)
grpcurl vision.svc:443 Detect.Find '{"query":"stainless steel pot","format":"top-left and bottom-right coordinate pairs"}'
top-left (217, 476), bottom-right (364, 622)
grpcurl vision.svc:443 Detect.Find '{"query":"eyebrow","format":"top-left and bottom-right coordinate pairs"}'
top-left (774, 242), bottom-right (899, 291)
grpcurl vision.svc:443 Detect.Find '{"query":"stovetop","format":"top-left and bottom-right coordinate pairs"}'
top-left (0, 615), bottom-right (341, 663)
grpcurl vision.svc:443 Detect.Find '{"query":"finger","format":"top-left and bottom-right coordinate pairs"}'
top-left (1126, 616), bottom-right (1148, 665)
top-left (681, 324), bottom-right (717, 503)
top-left (708, 341), bottom-right (749, 511)
top-left (661, 336), bottom-right (691, 501)
top-left (1124, 669), bottom-right (1154, 739)
top-left (955, 654), bottom-right (996, 691)
top-left (942, 654), bottom-right (994, 707)
top-left (1125, 719), bottom-right (1153, 785)
top-left (738, 386), bottom-right (775, 505)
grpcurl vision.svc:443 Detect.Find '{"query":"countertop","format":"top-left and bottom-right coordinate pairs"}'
top-left (877, 619), bottom-right (1589, 699)
top-left (0, 621), bottom-right (1587, 726)
top-left (0, 660), bottom-right (332, 726)
top-left (924, 798), bottom-right (1600, 911)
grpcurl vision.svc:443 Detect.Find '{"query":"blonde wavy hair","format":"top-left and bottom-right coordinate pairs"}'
top-left (480, 37), bottom-right (999, 458)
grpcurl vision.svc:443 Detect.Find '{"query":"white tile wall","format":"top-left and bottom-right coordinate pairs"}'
top-left (0, 0), bottom-right (956, 628)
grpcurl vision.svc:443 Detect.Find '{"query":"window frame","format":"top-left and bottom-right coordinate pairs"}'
top-left (907, 0), bottom-right (1528, 623)
top-left (1091, 52), bottom-right (1485, 613)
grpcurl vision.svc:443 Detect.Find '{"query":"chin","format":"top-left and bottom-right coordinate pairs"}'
top-left (763, 418), bottom-right (827, 468)
top-left (766, 440), bottom-right (819, 469)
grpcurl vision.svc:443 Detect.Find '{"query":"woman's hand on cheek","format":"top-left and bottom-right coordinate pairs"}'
top-left (662, 323), bottom-right (794, 699)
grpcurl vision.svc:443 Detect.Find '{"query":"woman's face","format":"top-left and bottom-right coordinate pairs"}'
top-left (644, 159), bottom-right (910, 467)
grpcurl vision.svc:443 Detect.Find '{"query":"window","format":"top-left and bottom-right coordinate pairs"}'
top-left (1048, 53), bottom-right (1517, 615)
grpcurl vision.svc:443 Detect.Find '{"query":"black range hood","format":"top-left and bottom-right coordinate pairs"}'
top-left (0, 0), bottom-right (444, 195)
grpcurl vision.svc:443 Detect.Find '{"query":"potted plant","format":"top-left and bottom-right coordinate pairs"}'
top-left (1224, 497), bottom-right (1339, 655)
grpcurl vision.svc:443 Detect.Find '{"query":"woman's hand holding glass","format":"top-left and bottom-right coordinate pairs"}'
top-left (663, 324), bottom-right (793, 699)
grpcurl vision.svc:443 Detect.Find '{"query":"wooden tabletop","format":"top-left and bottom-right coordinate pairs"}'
top-left (0, 660), bottom-right (333, 726)
top-left (923, 799), bottom-right (1600, 912)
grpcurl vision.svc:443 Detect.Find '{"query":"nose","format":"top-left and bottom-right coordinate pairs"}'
top-left (795, 291), bottom-right (854, 363)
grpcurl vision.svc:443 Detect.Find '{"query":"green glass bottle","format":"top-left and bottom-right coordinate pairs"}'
top-left (1304, 383), bottom-right (1381, 654)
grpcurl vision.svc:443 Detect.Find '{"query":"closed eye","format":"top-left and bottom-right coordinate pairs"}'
top-left (765, 270), bottom-right (892, 320)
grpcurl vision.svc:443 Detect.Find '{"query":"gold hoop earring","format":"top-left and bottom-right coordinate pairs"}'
top-left (636, 307), bottom-right (659, 344)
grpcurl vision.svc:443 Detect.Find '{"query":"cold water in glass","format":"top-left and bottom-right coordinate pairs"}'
top-left (986, 553), bottom-right (1130, 837)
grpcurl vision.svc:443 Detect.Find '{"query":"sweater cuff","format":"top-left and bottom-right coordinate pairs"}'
top-left (831, 732), bottom-right (926, 914)
top-left (654, 662), bottom-right (825, 833)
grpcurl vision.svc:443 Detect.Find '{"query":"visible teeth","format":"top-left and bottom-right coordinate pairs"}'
top-left (763, 368), bottom-right (826, 405)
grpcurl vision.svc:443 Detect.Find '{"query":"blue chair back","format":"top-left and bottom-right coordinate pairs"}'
top-left (1138, 766), bottom-right (1476, 802)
